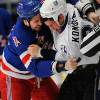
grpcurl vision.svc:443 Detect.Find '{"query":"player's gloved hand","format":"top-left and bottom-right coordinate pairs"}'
top-left (87, 12), bottom-right (99, 24)
top-left (28, 44), bottom-right (42, 58)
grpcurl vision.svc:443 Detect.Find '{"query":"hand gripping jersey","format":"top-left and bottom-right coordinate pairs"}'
top-left (53, 4), bottom-right (99, 66)
top-left (1, 17), bottom-right (54, 79)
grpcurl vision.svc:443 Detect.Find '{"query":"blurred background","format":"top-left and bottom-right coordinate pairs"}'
top-left (0, 0), bottom-right (18, 60)
top-left (0, 0), bottom-right (18, 23)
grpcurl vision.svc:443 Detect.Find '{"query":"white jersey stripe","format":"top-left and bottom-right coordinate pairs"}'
top-left (80, 36), bottom-right (100, 54)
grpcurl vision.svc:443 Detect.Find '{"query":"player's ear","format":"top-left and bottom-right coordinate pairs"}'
top-left (59, 14), bottom-right (64, 19)
top-left (58, 14), bottom-right (64, 25)
top-left (23, 20), bottom-right (30, 27)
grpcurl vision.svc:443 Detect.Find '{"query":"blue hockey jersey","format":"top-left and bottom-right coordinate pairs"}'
top-left (1, 17), bottom-right (54, 79)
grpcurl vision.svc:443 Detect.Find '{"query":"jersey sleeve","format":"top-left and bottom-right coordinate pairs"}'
top-left (10, 35), bottom-right (55, 78)
top-left (75, 0), bottom-right (94, 16)
top-left (80, 22), bottom-right (100, 57)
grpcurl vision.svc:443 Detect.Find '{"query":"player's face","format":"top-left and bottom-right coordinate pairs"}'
top-left (44, 19), bottom-right (61, 32)
top-left (44, 14), bottom-right (64, 32)
top-left (30, 14), bottom-right (42, 31)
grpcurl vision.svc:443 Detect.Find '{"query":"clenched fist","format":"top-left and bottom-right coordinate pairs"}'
top-left (87, 12), bottom-right (99, 24)
top-left (65, 57), bottom-right (78, 71)
top-left (28, 44), bottom-right (42, 58)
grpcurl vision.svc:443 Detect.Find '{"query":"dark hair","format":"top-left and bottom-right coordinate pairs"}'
top-left (42, 18), bottom-right (54, 22)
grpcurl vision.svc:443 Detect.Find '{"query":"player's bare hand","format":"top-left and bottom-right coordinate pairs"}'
top-left (65, 57), bottom-right (78, 70)
top-left (28, 44), bottom-right (41, 58)
top-left (87, 12), bottom-right (99, 24)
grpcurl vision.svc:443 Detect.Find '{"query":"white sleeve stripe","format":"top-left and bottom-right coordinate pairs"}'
top-left (1, 67), bottom-right (35, 79)
top-left (52, 61), bottom-right (58, 74)
top-left (82, 31), bottom-right (95, 42)
top-left (19, 50), bottom-right (32, 67)
top-left (82, 3), bottom-right (92, 14)
top-left (20, 51), bottom-right (28, 60)
top-left (80, 36), bottom-right (100, 54)
top-left (2, 52), bottom-right (29, 74)
top-left (25, 57), bottom-right (32, 68)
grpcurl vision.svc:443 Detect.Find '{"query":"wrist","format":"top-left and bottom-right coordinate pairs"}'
top-left (56, 61), bottom-right (67, 73)
top-left (37, 47), bottom-right (43, 58)
top-left (52, 61), bottom-right (67, 74)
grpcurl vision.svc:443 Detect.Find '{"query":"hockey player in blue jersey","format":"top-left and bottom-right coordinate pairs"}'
top-left (0, 0), bottom-right (75, 100)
